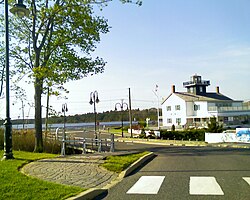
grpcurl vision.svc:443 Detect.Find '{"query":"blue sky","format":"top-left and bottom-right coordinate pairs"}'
top-left (1, 0), bottom-right (250, 119)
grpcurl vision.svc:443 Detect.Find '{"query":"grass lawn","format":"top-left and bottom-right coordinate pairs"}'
top-left (101, 151), bottom-right (149, 173)
top-left (0, 151), bottom-right (84, 200)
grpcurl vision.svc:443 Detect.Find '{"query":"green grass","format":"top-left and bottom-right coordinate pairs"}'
top-left (0, 150), bottom-right (84, 200)
top-left (101, 152), bottom-right (149, 173)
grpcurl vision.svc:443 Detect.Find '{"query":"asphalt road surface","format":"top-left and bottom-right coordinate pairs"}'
top-left (101, 146), bottom-right (250, 200)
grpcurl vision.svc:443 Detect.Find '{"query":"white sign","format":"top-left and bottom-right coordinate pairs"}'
top-left (205, 128), bottom-right (250, 144)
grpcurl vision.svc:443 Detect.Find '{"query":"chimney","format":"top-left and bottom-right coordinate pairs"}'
top-left (216, 86), bottom-right (220, 93)
top-left (172, 85), bottom-right (176, 93)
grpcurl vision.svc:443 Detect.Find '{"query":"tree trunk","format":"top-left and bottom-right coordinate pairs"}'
top-left (34, 77), bottom-right (43, 152)
top-left (45, 87), bottom-right (49, 133)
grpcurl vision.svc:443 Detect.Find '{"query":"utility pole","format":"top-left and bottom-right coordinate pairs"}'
top-left (153, 85), bottom-right (160, 130)
top-left (128, 88), bottom-right (133, 138)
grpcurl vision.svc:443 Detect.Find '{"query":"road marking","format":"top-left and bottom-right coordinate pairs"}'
top-left (243, 177), bottom-right (250, 186)
top-left (190, 176), bottom-right (224, 195)
top-left (126, 176), bottom-right (165, 194)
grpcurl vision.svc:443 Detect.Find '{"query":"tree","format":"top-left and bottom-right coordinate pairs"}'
top-left (207, 117), bottom-right (223, 133)
top-left (0, 0), bottom-right (142, 152)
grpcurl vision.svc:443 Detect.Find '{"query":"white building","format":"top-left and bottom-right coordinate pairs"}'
top-left (161, 75), bottom-right (250, 129)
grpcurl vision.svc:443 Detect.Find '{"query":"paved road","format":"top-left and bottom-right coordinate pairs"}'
top-left (101, 146), bottom-right (250, 200)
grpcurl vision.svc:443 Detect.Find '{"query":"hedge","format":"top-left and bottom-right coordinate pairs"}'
top-left (160, 129), bottom-right (205, 141)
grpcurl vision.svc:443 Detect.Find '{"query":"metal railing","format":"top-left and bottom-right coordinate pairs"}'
top-left (208, 106), bottom-right (250, 112)
top-left (46, 130), bottom-right (115, 156)
top-left (183, 80), bottom-right (210, 86)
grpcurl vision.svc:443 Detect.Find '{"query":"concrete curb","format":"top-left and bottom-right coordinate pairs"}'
top-left (118, 152), bottom-right (155, 179)
top-left (117, 138), bottom-right (250, 149)
top-left (67, 152), bottom-right (155, 200)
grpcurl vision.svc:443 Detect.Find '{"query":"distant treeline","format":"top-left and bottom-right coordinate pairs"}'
top-left (7, 108), bottom-right (161, 125)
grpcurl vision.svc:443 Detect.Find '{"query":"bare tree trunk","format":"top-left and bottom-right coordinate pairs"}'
top-left (34, 77), bottom-right (43, 152)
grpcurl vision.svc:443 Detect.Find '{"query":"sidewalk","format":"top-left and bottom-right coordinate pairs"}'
top-left (21, 151), bottom-right (154, 199)
top-left (21, 153), bottom-right (122, 189)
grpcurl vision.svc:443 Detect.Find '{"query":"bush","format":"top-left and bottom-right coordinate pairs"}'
top-left (0, 129), bottom-right (3, 150)
top-left (160, 129), bottom-right (205, 141)
top-left (0, 129), bottom-right (61, 154)
top-left (207, 117), bottom-right (223, 133)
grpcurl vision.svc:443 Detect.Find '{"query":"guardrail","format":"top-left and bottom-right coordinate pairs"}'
top-left (53, 134), bottom-right (114, 156)
top-left (46, 129), bottom-right (115, 156)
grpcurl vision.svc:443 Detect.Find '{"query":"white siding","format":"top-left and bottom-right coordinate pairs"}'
top-left (162, 94), bottom-right (186, 126)
top-left (193, 101), bottom-right (210, 118)
top-left (186, 102), bottom-right (194, 116)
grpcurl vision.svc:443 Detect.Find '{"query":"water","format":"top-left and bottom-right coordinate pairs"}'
top-left (8, 121), bottom-right (137, 130)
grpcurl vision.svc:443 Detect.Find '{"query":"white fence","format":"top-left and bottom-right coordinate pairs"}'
top-left (205, 128), bottom-right (250, 143)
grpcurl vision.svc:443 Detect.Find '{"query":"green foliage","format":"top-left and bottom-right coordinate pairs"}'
top-left (171, 124), bottom-right (175, 131)
top-left (0, 129), bottom-right (3, 150)
top-left (160, 129), bottom-right (205, 141)
top-left (138, 121), bottom-right (146, 128)
top-left (0, 0), bottom-right (143, 152)
top-left (0, 129), bottom-right (61, 154)
top-left (0, 150), bottom-right (83, 199)
top-left (11, 108), bottom-right (160, 124)
top-left (207, 117), bottom-right (223, 133)
top-left (101, 151), bottom-right (148, 173)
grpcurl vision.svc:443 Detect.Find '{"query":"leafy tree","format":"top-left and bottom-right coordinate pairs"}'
top-left (207, 117), bottom-right (223, 133)
top-left (0, 0), bottom-right (142, 152)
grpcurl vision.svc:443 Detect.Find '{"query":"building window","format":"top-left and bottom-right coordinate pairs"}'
top-left (199, 86), bottom-right (203, 92)
top-left (175, 105), bottom-right (180, 110)
top-left (167, 118), bottom-right (172, 123)
top-left (194, 104), bottom-right (200, 111)
top-left (176, 118), bottom-right (181, 124)
top-left (167, 106), bottom-right (171, 111)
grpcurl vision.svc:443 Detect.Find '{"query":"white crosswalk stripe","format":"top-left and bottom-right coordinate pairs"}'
top-left (189, 176), bottom-right (224, 195)
top-left (243, 177), bottom-right (250, 186)
top-left (126, 175), bottom-right (248, 196)
top-left (126, 176), bottom-right (165, 194)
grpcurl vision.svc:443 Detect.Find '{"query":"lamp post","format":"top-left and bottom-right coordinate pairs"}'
top-left (2, 0), bottom-right (29, 160)
top-left (89, 91), bottom-right (99, 141)
top-left (61, 103), bottom-right (68, 156)
top-left (115, 99), bottom-right (128, 138)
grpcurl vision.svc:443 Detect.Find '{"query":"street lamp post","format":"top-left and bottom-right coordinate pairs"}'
top-left (61, 103), bottom-right (68, 156)
top-left (115, 99), bottom-right (128, 138)
top-left (89, 91), bottom-right (99, 141)
top-left (2, 0), bottom-right (29, 160)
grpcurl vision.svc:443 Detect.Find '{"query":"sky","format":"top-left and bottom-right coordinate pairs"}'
top-left (1, 0), bottom-right (250, 120)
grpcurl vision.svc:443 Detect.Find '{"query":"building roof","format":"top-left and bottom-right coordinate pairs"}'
top-left (176, 92), bottom-right (233, 101)
top-left (162, 92), bottom-right (237, 104)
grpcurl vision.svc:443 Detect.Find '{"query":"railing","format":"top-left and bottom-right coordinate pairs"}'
top-left (183, 80), bottom-right (210, 86)
top-left (61, 135), bottom-right (115, 156)
top-left (208, 106), bottom-right (250, 112)
top-left (46, 131), bottom-right (115, 156)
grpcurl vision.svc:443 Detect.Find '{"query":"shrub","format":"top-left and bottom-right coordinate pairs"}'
top-left (207, 117), bottom-right (223, 133)
top-left (0, 129), bottom-right (61, 154)
top-left (138, 121), bottom-right (146, 128)
top-left (160, 129), bottom-right (205, 141)
top-left (171, 124), bottom-right (175, 131)
top-left (0, 129), bottom-right (3, 150)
